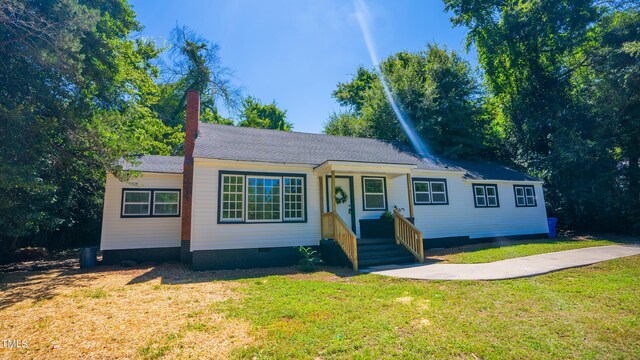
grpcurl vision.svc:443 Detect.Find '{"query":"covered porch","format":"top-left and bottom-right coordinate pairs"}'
top-left (313, 161), bottom-right (425, 271)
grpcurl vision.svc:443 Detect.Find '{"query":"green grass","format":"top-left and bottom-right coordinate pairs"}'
top-left (215, 256), bottom-right (640, 359)
top-left (430, 237), bottom-right (621, 264)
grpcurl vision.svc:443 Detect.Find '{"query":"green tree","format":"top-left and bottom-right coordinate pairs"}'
top-left (237, 97), bottom-right (292, 131)
top-left (444, 0), bottom-right (640, 232)
top-left (574, 9), bottom-right (640, 231)
top-left (326, 44), bottom-right (487, 158)
top-left (153, 26), bottom-right (237, 129)
top-left (323, 111), bottom-right (368, 137)
top-left (444, 0), bottom-right (599, 168)
top-left (0, 0), bottom-right (179, 255)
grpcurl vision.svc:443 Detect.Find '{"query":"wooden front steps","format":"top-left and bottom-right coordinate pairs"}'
top-left (357, 238), bottom-right (416, 268)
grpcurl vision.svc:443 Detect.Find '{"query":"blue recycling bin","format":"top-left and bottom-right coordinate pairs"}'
top-left (79, 246), bottom-right (98, 268)
top-left (547, 218), bottom-right (558, 238)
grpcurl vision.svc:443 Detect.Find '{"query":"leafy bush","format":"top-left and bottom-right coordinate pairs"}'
top-left (298, 246), bottom-right (322, 272)
top-left (380, 210), bottom-right (393, 221)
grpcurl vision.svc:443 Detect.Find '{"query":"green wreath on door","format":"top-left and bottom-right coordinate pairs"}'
top-left (334, 185), bottom-right (348, 204)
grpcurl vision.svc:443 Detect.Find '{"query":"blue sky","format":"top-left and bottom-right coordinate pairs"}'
top-left (130, 0), bottom-right (475, 134)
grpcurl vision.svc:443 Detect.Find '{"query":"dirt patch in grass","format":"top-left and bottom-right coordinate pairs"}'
top-left (0, 263), bottom-right (254, 359)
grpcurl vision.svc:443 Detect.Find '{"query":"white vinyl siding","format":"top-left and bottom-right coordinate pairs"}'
top-left (362, 177), bottom-right (386, 210)
top-left (191, 162), bottom-right (318, 251)
top-left (101, 173), bottom-right (182, 251)
top-left (411, 174), bottom-right (548, 240)
top-left (122, 190), bottom-right (151, 216)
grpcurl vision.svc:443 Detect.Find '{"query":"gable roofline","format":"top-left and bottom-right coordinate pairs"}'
top-left (121, 124), bottom-right (540, 182)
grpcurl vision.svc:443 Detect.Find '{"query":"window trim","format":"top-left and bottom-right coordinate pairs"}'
top-left (361, 176), bottom-right (388, 211)
top-left (513, 185), bottom-right (537, 207)
top-left (217, 171), bottom-right (307, 224)
top-left (412, 178), bottom-right (449, 205)
top-left (472, 184), bottom-right (500, 208)
top-left (120, 188), bottom-right (181, 218)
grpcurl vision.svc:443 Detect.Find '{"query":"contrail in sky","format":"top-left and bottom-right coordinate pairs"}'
top-left (353, 0), bottom-right (431, 158)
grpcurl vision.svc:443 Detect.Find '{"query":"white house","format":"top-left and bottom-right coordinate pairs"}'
top-left (100, 91), bottom-right (549, 270)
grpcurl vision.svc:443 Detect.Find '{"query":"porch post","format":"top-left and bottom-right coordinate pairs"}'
top-left (331, 171), bottom-right (337, 213)
top-left (318, 176), bottom-right (324, 214)
top-left (331, 171), bottom-right (337, 240)
top-left (406, 173), bottom-right (414, 218)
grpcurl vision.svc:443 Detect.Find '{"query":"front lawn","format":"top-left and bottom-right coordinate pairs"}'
top-left (426, 235), bottom-right (633, 264)
top-left (1, 254), bottom-right (639, 359)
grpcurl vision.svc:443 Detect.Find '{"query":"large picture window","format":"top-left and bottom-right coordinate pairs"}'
top-left (362, 177), bottom-right (387, 211)
top-left (247, 177), bottom-right (281, 221)
top-left (473, 184), bottom-right (499, 208)
top-left (121, 189), bottom-right (181, 217)
top-left (219, 172), bottom-right (306, 223)
top-left (514, 185), bottom-right (537, 207)
top-left (412, 178), bottom-right (448, 205)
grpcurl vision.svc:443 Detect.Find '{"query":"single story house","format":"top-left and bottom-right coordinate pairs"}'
top-left (100, 91), bottom-right (549, 270)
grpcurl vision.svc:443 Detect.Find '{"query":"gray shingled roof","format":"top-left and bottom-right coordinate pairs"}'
top-left (125, 124), bottom-right (539, 181)
top-left (122, 155), bottom-right (184, 174)
top-left (194, 123), bottom-right (457, 171)
top-left (193, 124), bottom-right (538, 181)
top-left (443, 159), bottom-right (539, 181)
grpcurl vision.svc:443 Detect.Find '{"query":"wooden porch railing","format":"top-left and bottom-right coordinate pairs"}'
top-left (321, 212), bottom-right (358, 271)
top-left (321, 212), bottom-right (334, 239)
top-left (394, 209), bottom-right (424, 263)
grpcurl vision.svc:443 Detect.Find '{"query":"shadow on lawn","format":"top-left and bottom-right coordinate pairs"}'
top-left (0, 262), bottom-right (355, 310)
top-left (0, 268), bottom-right (103, 311)
top-left (125, 263), bottom-right (356, 285)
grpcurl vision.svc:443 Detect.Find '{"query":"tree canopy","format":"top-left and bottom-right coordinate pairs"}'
top-left (324, 45), bottom-right (487, 159)
top-left (442, 0), bottom-right (640, 232)
top-left (238, 97), bottom-right (292, 131)
top-left (0, 1), bottom-right (292, 258)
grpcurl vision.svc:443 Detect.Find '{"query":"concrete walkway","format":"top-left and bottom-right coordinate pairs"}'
top-left (366, 245), bottom-right (640, 280)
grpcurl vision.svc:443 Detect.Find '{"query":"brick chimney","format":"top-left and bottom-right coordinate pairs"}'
top-left (181, 89), bottom-right (199, 264)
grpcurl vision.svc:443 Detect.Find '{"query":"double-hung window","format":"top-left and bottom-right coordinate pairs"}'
top-left (153, 191), bottom-right (180, 215)
top-left (219, 172), bottom-right (306, 223)
top-left (362, 177), bottom-right (387, 211)
top-left (412, 178), bottom-right (448, 205)
top-left (473, 184), bottom-right (499, 208)
top-left (514, 185), bottom-right (537, 207)
top-left (121, 189), bottom-right (181, 217)
top-left (122, 190), bottom-right (151, 216)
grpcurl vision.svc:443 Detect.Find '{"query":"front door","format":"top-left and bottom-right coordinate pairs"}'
top-left (326, 176), bottom-right (356, 233)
